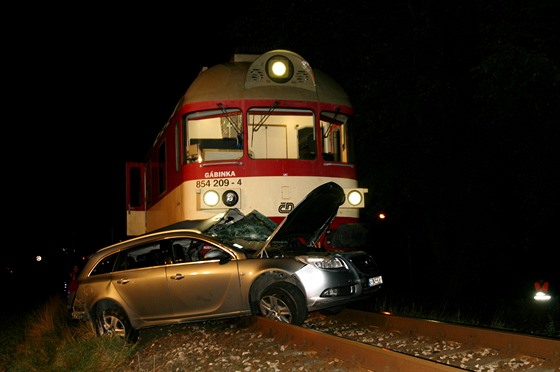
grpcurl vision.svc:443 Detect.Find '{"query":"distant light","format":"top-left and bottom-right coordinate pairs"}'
top-left (534, 291), bottom-right (551, 301)
top-left (36, 255), bottom-right (42, 262)
top-left (378, 213), bottom-right (386, 220)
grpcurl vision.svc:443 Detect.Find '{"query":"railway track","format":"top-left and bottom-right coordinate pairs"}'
top-left (248, 309), bottom-right (560, 371)
top-left (129, 308), bottom-right (559, 371)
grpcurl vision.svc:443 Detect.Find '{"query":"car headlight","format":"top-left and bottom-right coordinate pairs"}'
top-left (296, 256), bottom-right (347, 269)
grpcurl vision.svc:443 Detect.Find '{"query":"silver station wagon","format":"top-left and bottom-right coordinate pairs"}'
top-left (71, 182), bottom-right (383, 342)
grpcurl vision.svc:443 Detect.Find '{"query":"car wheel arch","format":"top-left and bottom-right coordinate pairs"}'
top-left (257, 281), bottom-right (308, 325)
top-left (92, 300), bottom-right (139, 343)
top-left (248, 270), bottom-right (306, 314)
top-left (92, 299), bottom-right (123, 315)
top-left (91, 299), bottom-right (130, 331)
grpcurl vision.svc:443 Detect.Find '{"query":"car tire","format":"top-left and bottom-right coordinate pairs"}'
top-left (319, 305), bottom-right (346, 315)
top-left (95, 306), bottom-right (139, 343)
top-left (259, 282), bottom-right (307, 325)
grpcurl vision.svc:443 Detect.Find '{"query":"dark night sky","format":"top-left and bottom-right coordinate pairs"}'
top-left (4, 2), bottom-right (559, 299)
top-left (6, 8), bottom-right (239, 259)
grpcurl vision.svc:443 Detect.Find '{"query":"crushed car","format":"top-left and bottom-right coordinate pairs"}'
top-left (71, 182), bottom-right (383, 342)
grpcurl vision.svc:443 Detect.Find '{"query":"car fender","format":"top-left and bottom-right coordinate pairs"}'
top-left (238, 259), bottom-right (306, 307)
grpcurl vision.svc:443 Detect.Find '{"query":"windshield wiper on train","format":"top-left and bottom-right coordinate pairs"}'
top-left (217, 103), bottom-right (241, 134)
top-left (250, 101), bottom-right (279, 146)
top-left (252, 101), bottom-right (279, 132)
top-left (323, 107), bottom-right (340, 138)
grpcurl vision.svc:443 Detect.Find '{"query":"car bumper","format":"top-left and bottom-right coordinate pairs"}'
top-left (295, 264), bottom-right (381, 311)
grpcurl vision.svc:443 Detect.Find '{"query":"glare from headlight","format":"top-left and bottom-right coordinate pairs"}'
top-left (203, 190), bottom-right (220, 206)
top-left (347, 190), bottom-right (363, 206)
top-left (534, 291), bottom-right (551, 301)
top-left (296, 256), bottom-right (347, 269)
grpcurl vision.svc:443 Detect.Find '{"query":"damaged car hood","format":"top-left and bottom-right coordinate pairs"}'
top-left (256, 181), bottom-right (345, 256)
top-left (158, 182), bottom-right (345, 256)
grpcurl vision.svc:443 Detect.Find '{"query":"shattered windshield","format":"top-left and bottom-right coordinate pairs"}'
top-left (206, 209), bottom-right (326, 258)
top-left (207, 209), bottom-right (275, 253)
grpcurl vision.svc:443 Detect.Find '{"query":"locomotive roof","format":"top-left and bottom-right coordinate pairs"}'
top-left (173, 49), bottom-right (352, 114)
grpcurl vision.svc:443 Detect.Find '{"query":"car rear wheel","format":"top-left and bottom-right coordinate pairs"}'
top-left (95, 306), bottom-right (138, 343)
top-left (259, 283), bottom-right (307, 325)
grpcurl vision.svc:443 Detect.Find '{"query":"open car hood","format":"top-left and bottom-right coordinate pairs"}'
top-left (256, 182), bottom-right (345, 256)
top-left (158, 182), bottom-right (345, 255)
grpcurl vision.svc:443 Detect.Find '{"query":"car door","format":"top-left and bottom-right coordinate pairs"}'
top-left (166, 238), bottom-right (245, 318)
top-left (111, 242), bottom-right (173, 320)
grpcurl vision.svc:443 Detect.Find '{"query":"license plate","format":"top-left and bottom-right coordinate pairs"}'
top-left (368, 276), bottom-right (383, 287)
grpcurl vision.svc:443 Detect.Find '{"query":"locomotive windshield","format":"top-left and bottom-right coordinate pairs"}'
top-left (184, 109), bottom-right (243, 163)
top-left (183, 107), bottom-right (350, 163)
top-left (246, 108), bottom-right (350, 162)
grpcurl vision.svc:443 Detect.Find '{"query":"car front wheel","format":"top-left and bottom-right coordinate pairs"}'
top-left (95, 306), bottom-right (138, 343)
top-left (259, 283), bottom-right (307, 325)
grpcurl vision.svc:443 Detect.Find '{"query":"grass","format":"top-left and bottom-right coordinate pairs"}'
top-left (0, 290), bottom-right (557, 371)
top-left (0, 294), bottom-right (136, 372)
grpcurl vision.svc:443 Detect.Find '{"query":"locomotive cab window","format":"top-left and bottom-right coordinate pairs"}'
top-left (248, 108), bottom-right (315, 160)
top-left (320, 112), bottom-right (350, 163)
top-left (183, 109), bottom-right (242, 163)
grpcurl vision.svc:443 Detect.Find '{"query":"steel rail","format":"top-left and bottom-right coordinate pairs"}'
top-left (248, 309), bottom-right (560, 371)
top-left (251, 316), bottom-right (463, 371)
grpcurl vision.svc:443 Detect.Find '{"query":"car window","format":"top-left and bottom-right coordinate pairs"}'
top-left (168, 238), bottom-right (229, 262)
top-left (90, 253), bottom-right (118, 276)
top-left (189, 239), bottom-right (219, 261)
top-left (171, 239), bottom-right (194, 263)
top-left (114, 242), bottom-right (165, 271)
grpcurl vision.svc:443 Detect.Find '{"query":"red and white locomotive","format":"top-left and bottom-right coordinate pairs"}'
top-left (126, 49), bottom-right (368, 250)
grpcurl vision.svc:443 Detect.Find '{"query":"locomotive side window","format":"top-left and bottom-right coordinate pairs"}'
top-left (321, 112), bottom-right (350, 163)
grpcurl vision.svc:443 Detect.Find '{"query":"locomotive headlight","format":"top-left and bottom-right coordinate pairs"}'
top-left (222, 190), bottom-right (239, 207)
top-left (266, 55), bottom-right (293, 83)
top-left (340, 188), bottom-right (367, 208)
top-left (347, 190), bottom-right (363, 206)
top-left (271, 60), bottom-right (287, 76)
top-left (199, 188), bottom-right (242, 209)
top-left (203, 190), bottom-right (220, 207)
